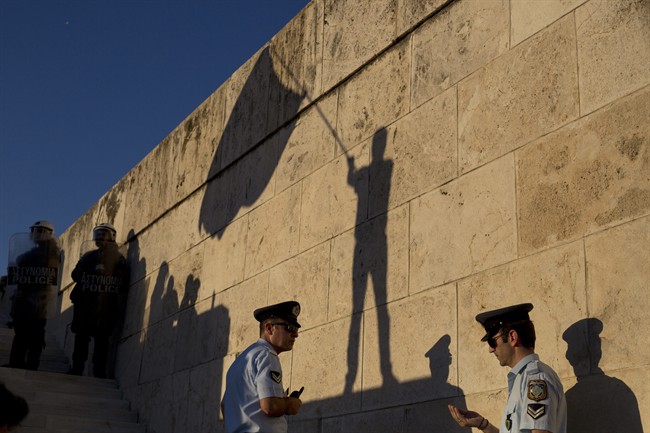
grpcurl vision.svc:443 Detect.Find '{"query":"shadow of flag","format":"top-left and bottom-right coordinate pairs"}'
top-left (199, 46), bottom-right (306, 238)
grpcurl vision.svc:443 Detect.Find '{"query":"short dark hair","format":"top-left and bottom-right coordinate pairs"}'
top-left (259, 318), bottom-right (273, 337)
top-left (500, 320), bottom-right (536, 350)
top-left (0, 383), bottom-right (29, 428)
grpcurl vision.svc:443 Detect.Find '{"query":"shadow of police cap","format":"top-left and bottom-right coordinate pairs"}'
top-left (475, 303), bottom-right (533, 341)
top-left (254, 301), bottom-right (301, 328)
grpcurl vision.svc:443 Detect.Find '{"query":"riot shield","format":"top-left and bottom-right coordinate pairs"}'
top-left (6, 232), bottom-right (62, 320)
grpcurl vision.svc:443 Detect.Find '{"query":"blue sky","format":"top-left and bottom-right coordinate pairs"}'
top-left (0, 0), bottom-right (310, 268)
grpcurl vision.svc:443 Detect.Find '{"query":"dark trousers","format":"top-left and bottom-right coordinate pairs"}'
top-left (71, 332), bottom-right (110, 378)
top-left (9, 318), bottom-right (46, 370)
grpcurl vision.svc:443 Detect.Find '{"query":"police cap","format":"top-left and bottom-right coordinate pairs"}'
top-left (475, 303), bottom-right (533, 341)
top-left (254, 301), bottom-right (301, 328)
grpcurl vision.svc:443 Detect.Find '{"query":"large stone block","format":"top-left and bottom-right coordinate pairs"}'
top-left (287, 417), bottom-right (321, 433)
top-left (114, 331), bottom-right (145, 389)
top-left (276, 92), bottom-right (338, 194)
top-left (268, 242), bottom-right (330, 330)
top-left (410, 155), bottom-right (517, 293)
top-left (200, 216), bottom-right (247, 299)
top-left (411, 0), bottom-right (509, 108)
top-left (198, 133), bottom-right (279, 238)
top-left (321, 406), bottom-right (406, 433)
top-left (123, 138), bottom-right (175, 235)
top-left (164, 246), bottom-right (204, 318)
top-left (291, 317), bottom-right (362, 416)
top-left (137, 371), bottom-right (189, 433)
top-left (188, 360), bottom-right (227, 433)
top-left (218, 48), bottom-right (272, 169)
top-left (140, 262), bottom-right (172, 330)
top-left (463, 388), bottom-right (509, 430)
top-left (268, 0), bottom-right (324, 131)
top-left (584, 217), bottom-right (649, 372)
top-left (329, 205), bottom-right (409, 321)
top-left (135, 192), bottom-right (205, 274)
top-left (362, 284), bottom-right (458, 409)
top-left (219, 272), bottom-right (269, 355)
top-left (323, 0), bottom-right (398, 91)
top-left (245, 183), bottom-right (301, 278)
top-left (511, 0), bottom-right (588, 46)
top-left (337, 39), bottom-right (410, 150)
top-left (458, 15), bottom-right (579, 173)
top-left (457, 240), bottom-right (587, 395)
top-left (375, 87), bottom-right (457, 215)
top-left (173, 296), bottom-right (230, 372)
top-left (122, 273), bottom-right (149, 337)
top-left (576, 0), bottom-right (650, 114)
top-left (517, 87), bottom-right (650, 254)
top-left (169, 85), bottom-right (226, 202)
top-left (563, 366), bottom-right (646, 433)
top-left (396, 0), bottom-right (449, 36)
top-left (139, 316), bottom-right (178, 383)
top-left (299, 143), bottom-right (369, 251)
top-left (404, 396), bottom-right (473, 433)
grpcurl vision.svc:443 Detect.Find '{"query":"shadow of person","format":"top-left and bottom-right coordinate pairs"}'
top-left (344, 127), bottom-right (396, 394)
top-left (112, 229), bottom-right (148, 382)
top-left (124, 229), bottom-right (148, 337)
top-left (198, 46), bottom-right (306, 238)
top-left (403, 335), bottom-right (471, 432)
top-left (563, 318), bottom-right (643, 433)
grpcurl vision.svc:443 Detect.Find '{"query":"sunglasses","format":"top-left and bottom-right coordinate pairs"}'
top-left (487, 333), bottom-right (505, 349)
top-left (272, 322), bottom-right (299, 334)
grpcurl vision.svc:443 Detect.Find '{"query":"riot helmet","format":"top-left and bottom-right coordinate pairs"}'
top-left (93, 223), bottom-right (117, 243)
top-left (30, 220), bottom-right (55, 234)
top-left (29, 220), bottom-right (55, 242)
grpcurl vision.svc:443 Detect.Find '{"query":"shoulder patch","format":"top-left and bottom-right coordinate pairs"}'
top-left (527, 403), bottom-right (546, 419)
top-left (270, 370), bottom-right (282, 384)
top-left (528, 379), bottom-right (548, 401)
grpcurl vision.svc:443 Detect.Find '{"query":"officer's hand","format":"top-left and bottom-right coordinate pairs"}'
top-left (285, 396), bottom-right (302, 415)
top-left (448, 404), bottom-right (483, 428)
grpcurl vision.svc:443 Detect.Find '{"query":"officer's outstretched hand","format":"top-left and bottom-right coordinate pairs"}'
top-left (448, 404), bottom-right (483, 428)
top-left (285, 396), bottom-right (302, 415)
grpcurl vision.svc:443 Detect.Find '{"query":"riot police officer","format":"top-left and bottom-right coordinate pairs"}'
top-left (7, 220), bottom-right (61, 370)
top-left (69, 223), bottom-right (129, 378)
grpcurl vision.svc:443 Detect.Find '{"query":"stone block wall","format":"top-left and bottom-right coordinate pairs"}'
top-left (48, 0), bottom-right (649, 432)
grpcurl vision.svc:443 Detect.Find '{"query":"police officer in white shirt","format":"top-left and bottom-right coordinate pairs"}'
top-left (222, 301), bottom-right (303, 433)
top-left (448, 303), bottom-right (567, 433)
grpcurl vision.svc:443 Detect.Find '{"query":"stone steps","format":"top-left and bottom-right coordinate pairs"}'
top-left (0, 327), bottom-right (71, 373)
top-left (0, 326), bottom-right (147, 433)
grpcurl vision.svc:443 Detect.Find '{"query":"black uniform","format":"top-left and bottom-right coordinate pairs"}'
top-left (9, 239), bottom-right (60, 370)
top-left (69, 242), bottom-right (128, 377)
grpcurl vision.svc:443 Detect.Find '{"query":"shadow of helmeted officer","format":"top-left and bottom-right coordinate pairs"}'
top-left (344, 127), bottom-right (396, 394)
top-left (562, 318), bottom-right (643, 433)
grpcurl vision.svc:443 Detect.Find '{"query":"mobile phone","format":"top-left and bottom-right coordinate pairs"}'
top-left (289, 386), bottom-right (304, 398)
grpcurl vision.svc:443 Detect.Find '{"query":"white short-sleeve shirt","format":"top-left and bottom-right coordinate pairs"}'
top-left (223, 339), bottom-right (287, 433)
top-left (500, 354), bottom-right (567, 433)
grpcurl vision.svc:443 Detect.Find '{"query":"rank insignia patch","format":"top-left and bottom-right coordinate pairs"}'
top-left (527, 403), bottom-right (546, 419)
top-left (271, 371), bottom-right (282, 384)
top-left (528, 379), bottom-right (548, 401)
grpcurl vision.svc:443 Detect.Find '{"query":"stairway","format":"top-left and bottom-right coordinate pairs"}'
top-left (0, 327), bottom-right (147, 433)
top-left (0, 326), bottom-right (70, 373)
